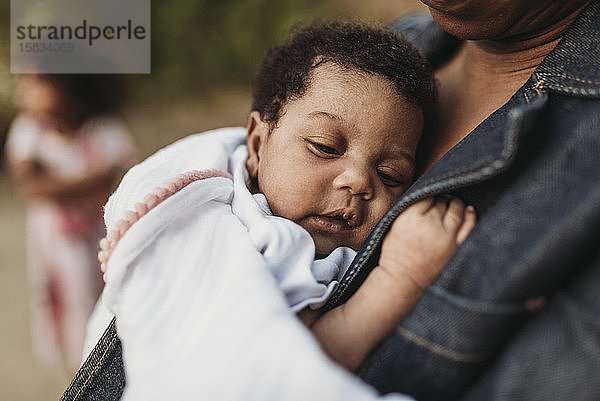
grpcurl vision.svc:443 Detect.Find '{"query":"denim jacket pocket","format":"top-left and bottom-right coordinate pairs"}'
top-left (358, 285), bottom-right (541, 401)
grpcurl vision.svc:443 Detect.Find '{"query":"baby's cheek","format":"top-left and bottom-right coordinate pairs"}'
top-left (258, 173), bottom-right (289, 215)
top-left (351, 232), bottom-right (369, 251)
top-left (371, 198), bottom-right (395, 223)
top-left (351, 199), bottom-right (395, 247)
top-left (263, 189), bottom-right (302, 221)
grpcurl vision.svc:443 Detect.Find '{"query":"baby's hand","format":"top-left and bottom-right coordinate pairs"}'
top-left (378, 197), bottom-right (476, 292)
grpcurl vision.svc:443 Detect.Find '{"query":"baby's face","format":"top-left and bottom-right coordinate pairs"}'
top-left (246, 63), bottom-right (423, 256)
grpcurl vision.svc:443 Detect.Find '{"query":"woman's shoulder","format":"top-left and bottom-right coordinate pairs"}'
top-left (391, 13), bottom-right (462, 68)
top-left (391, 12), bottom-right (437, 41)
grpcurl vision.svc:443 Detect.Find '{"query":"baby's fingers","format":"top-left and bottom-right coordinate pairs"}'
top-left (408, 197), bottom-right (436, 214)
top-left (456, 206), bottom-right (477, 244)
top-left (442, 197), bottom-right (466, 231)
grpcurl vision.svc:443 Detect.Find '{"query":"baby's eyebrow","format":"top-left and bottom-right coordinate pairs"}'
top-left (381, 143), bottom-right (415, 166)
top-left (307, 110), bottom-right (343, 121)
top-left (393, 150), bottom-right (415, 165)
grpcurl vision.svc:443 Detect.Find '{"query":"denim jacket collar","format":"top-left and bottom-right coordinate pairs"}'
top-left (528, 0), bottom-right (600, 100)
top-left (416, 0), bottom-right (600, 193)
top-left (325, 0), bottom-right (600, 309)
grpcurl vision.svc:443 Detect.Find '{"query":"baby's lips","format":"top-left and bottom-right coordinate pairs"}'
top-left (342, 211), bottom-right (359, 228)
top-left (323, 207), bottom-right (361, 228)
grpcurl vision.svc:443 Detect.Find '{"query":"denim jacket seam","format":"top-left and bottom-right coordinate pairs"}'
top-left (417, 156), bottom-right (496, 187)
top-left (397, 327), bottom-right (486, 363)
top-left (536, 72), bottom-right (600, 86)
top-left (72, 334), bottom-right (118, 401)
top-left (427, 285), bottom-right (545, 314)
top-left (391, 287), bottom-right (546, 363)
top-left (61, 317), bottom-right (118, 401)
top-left (524, 74), bottom-right (549, 103)
top-left (533, 72), bottom-right (600, 97)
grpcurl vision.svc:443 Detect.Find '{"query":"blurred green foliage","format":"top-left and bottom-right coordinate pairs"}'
top-left (0, 0), bottom-right (349, 107)
top-left (135, 0), bottom-right (341, 97)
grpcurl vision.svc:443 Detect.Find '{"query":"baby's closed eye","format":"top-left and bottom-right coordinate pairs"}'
top-left (306, 138), bottom-right (342, 157)
top-left (376, 166), bottom-right (406, 187)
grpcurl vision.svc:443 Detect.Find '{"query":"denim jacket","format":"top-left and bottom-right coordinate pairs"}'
top-left (330, 2), bottom-right (600, 400)
top-left (61, 2), bottom-right (600, 400)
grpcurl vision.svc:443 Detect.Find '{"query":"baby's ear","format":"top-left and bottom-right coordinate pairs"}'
top-left (246, 111), bottom-right (268, 178)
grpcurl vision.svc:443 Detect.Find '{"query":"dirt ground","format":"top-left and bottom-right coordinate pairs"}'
top-left (0, 173), bottom-right (70, 400)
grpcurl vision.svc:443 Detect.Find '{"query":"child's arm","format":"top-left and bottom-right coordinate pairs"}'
top-left (8, 158), bottom-right (122, 204)
top-left (308, 197), bottom-right (476, 371)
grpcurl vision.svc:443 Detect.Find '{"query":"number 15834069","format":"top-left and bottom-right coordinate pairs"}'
top-left (19, 42), bottom-right (74, 53)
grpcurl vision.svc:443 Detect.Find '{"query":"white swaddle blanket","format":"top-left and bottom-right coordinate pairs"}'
top-left (97, 127), bottom-right (414, 400)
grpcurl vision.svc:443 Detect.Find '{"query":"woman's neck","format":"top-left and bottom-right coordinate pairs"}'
top-left (464, 38), bottom-right (559, 82)
top-left (420, 1), bottom-right (589, 173)
top-left (466, 1), bottom-right (587, 79)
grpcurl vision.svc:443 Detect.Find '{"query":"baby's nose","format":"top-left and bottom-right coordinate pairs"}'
top-left (332, 166), bottom-right (373, 200)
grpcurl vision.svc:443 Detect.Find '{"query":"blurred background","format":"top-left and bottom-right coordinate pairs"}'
top-left (0, 0), bottom-right (425, 399)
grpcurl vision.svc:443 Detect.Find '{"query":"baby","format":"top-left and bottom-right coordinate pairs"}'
top-left (244, 21), bottom-right (475, 370)
top-left (95, 21), bottom-right (475, 388)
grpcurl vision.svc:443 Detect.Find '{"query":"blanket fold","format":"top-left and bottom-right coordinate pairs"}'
top-left (95, 127), bottom-right (413, 401)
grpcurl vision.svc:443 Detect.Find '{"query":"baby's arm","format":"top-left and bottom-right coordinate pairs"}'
top-left (308, 197), bottom-right (476, 371)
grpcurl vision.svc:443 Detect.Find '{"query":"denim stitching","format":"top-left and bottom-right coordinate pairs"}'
top-left (536, 72), bottom-right (600, 85)
top-left (540, 81), bottom-right (597, 91)
top-left (428, 285), bottom-right (534, 314)
top-left (397, 327), bottom-right (486, 363)
top-left (72, 334), bottom-right (118, 401)
top-left (522, 74), bottom-right (542, 105)
top-left (417, 156), bottom-right (495, 187)
top-left (60, 317), bottom-right (117, 400)
top-left (545, 84), bottom-right (599, 95)
top-left (534, 72), bottom-right (600, 96)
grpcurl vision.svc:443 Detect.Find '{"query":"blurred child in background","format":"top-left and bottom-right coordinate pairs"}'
top-left (5, 74), bottom-right (138, 373)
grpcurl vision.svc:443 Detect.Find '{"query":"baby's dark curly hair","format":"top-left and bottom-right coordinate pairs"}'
top-left (251, 21), bottom-right (436, 132)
